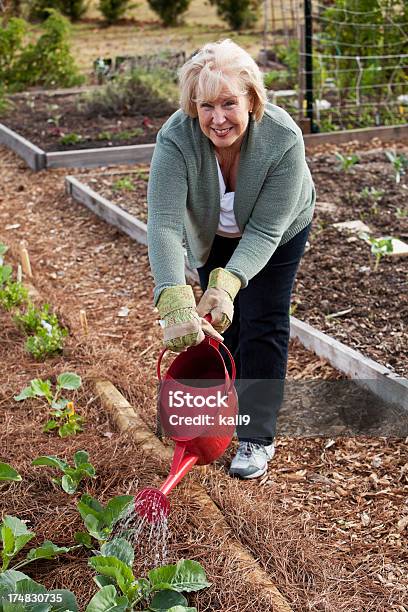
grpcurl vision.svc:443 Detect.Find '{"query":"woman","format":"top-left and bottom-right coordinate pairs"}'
top-left (147, 39), bottom-right (315, 479)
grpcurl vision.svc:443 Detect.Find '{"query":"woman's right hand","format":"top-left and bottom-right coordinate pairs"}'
top-left (157, 285), bottom-right (223, 352)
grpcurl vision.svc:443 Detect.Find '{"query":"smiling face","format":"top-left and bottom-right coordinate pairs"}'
top-left (196, 82), bottom-right (253, 151)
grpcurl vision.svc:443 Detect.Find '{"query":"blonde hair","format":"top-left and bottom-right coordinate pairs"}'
top-left (179, 39), bottom-right (267, 122)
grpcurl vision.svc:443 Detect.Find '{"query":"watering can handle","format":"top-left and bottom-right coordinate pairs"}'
top-left (156, 313), bottom-right (236, 390)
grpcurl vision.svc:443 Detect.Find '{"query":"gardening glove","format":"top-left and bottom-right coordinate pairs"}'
top-left (196, 268), bottom-right (241, 333)
top-left (157, 285), bottom-right (223, 353)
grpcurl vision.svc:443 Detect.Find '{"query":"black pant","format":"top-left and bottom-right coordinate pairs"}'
top-left (197, 224), bottom-right (311, 445)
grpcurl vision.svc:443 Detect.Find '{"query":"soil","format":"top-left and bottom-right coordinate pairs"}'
top-left (2, 92), bottom-right (175, 151)
top-left (74, 139), bottom-right (408, 377)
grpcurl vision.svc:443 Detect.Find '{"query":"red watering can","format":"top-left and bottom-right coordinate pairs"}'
top-left (135, 316), bottom-right (238, 523)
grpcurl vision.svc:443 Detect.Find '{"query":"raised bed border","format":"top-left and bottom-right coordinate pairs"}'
top-left (66, 174), bottom-right (408, 411)
top-left (1, 121), bottom-right (408, 170)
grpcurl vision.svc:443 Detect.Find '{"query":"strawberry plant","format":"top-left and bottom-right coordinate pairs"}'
top-left (14, 372), bottom-right (84, 436)
top-left (32, 450), bottom-right (96, 494)
top-left (0, 462), bottom-right (21, 482)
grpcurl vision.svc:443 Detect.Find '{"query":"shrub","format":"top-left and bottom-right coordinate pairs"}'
top-left (147, 0), bottom-right (191, 26)
top-left (29, 0), bottom-right (88, 22)
top-left (0, 16), bottom-right (27, 88)
top-left (99, 0), bottom-right (132, 24)
top-left (79, 67), bottom-right (178, 117)
top-left (13, 9), bottom-right (84, 88)
top-left (208, 0), bottom-right (261, 30)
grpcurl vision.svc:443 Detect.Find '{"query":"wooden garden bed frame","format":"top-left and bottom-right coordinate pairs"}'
top-left (1, 121), bottom-right (408, 171)
top-left (65, 174), bottom-right (408, 412)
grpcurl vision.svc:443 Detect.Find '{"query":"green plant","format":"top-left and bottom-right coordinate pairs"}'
top-left (0, 279), bottom-right (28, 310)
top-left (0, 515), bottom-right (72, 572)
top-left (335, 152), bottom-right (359, 172)
top-left (385, 150), bottom-right (408, 184)
top-left (208, 0), bottom-right (260, 30)
top-left (14, 302), bottom-right (58, 334)
top-left (59, 131), bottom-right (82, 145)
top-left (96, 130), bottom-right (113, 140)
top-left (360, 232), bottom-right (394, 271)
top-left (395, 207), bottom-right (407, 219)
top-left (86, 551), bottom-right (210, 612)
top-left (25, 321), bottom-right (68, 359)
top-left (13, 9), bottom-right (84, 89)
top-left (75, 493), bottom-right (134, 546)
top-left (14, 372), bottom-right (83, 436)
top-left (80, 68), bottom-right (178, 118)
top-left (147, 0), bottom-right (191, 26)
top-left (113, 177), bottom-right (135, 191)
top-left (115, 128), bottom-right (144, 140)
top-left (360, 186), bottom-right (384, 214)
top-left (0, 463), bottom-right (21, 482)
top-left (99, 0), bottom-right (134, 24)
top-left (0, 16), bottom-right (26, 88)
top-left (263, 69), bottom-right (291, 90)
top-left (32, 450), bottom-right (95, 494)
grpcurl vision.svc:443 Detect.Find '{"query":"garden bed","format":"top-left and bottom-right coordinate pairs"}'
top-left (1, 91), bottom-right (173, 151)
top-left (1, 144), bottom-right (408, 610)
top-left (71, 139), bottom-right (408, 378)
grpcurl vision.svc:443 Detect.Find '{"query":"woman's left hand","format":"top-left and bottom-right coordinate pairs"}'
top-left (196, 268), bottom-right (241, 333)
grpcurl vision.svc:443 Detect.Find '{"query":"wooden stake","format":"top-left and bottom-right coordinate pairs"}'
top-left (16, 264), bottom-right (22, 283)
top-left (20, 244), bottom-right (32, 278)
top-left (79, 309), bottom-right (89, 335)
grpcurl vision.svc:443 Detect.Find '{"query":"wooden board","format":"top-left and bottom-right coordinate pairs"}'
top-left (304, 123), bottom-right (408, 148)
top-left (290, 317), bottom-right (408, 411)
top-left (0, 123), bottom-right (46, 171)
top-left (47, 143), bottom-right (155, 169)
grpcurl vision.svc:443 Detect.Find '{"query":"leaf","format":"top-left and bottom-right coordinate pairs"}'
top-left (100, 538), bottom-right (134, 567)
top-left (0, 462), bottom-right (22, 482)
top-left (88, 556), bottom-right (135, 596)
top-left (57, 372), bottom-right (82, 391)
top-left (78, 494), bottom-right (104, 521)
top-left (85, 585), bottom-right (129, 612)
top-left (149, 590), bottom-right (188, 610)
top-left (166, 607), bottom-right (197, 612)
top-left (74, 531), bottom-right (93, 548)
top-left (49, 589), bottom-right (79, 612)
top-left (30, 378), bottom-right (52, 399)
top-left (14, 386), bottom-right (35, 402)
top-left (0, 569), bottom-right (30, 592)
top-left (58, 421), bottom-right (82, 437)
top-left (94, 575), bottom-right (117, 589)
top-left (26, 540), bottom-right (70, 561)
top-left (32, 456), bottom-right (68, 472)
top-left (84, 515), bottom-right (107, 541)
top-left (43, 419), bottom-right (59, 432)
top-left (61, 474), bottom-right (77, 494)
top-left (74, 450), bottom-right (90, 467)
top-left (0, 243), bottom-right (8, 257)
top-left (149, 560), bottom-right (211, 594)
top-left (1, 516), bottom-right (35, 568)
top-left (51, 398), bottom-right (69, 410)
top-left (103, 496), bottom-right (134, 528)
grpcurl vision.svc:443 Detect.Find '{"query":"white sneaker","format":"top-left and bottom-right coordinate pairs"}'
top-left (229, 441), bottom-right (275, 479)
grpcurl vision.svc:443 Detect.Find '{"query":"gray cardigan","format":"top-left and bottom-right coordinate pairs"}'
top-left (147, 102), bottom-right (315, 304)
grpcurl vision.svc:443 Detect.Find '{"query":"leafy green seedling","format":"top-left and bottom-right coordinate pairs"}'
top-left (360, 232), bottom-right (394, 271)
top-left (0, 280), bottom-right (29, 310)
top-left (360, 186), bottom-right (384, 214)
top-left (59, 132), bottom-right (82, 145)
top-left (112, 177), bottom-right (135, 192)
top-left (14, 372), bottom-right (84, 437)
top-left (75, 494), bottom-right (134, 545)
top-left (14, 302), bottom-right (58, 334)
top-left (25, 322), bottom-right (68, 359)
top-left (0, 462), bottom-right (21, 482)
top-left (86, 552), bottom-right (210, 612)
top-left (396, 207), bottom-right (407, 219)
top-left (385, 150), bottom-right (408, 184)
top-left (335, 152), bottom-right (359, 172)
top-left (32, 450), bottom-right (96, 494)
top-left (0, 514), bottom-right (71, 572)
top-left (0, 570), bottom-right (78, 610)
top-left (96, 130), bottom-right (113, 141)
top-left (115, 128), bottom-right (144, 141)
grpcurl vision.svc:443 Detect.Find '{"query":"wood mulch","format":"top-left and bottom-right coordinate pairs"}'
top-left (0, 145), bottom-right (407, 611)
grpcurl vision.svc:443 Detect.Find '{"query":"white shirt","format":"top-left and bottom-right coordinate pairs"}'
top-left (215, 158), bottom-right (242, 237)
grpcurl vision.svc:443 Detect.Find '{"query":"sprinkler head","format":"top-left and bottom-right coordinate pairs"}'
top-left (134, 487), bottom-right (170, 524)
